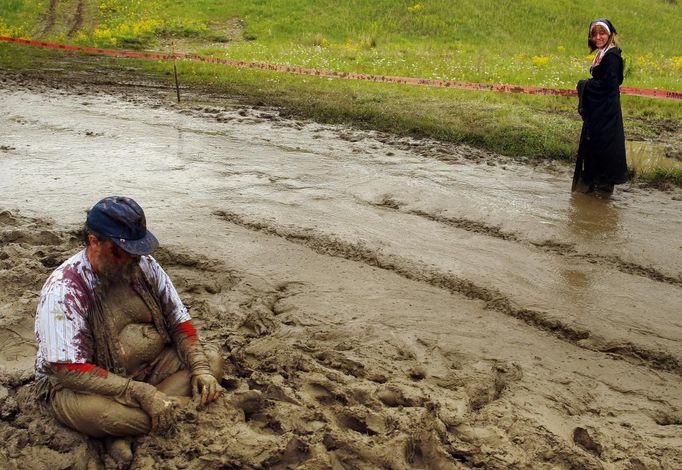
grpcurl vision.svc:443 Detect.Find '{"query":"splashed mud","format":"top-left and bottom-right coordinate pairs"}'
top-left (0, 70), bottom-right (681, 469)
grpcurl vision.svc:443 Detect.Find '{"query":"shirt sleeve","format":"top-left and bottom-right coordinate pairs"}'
top-left (35, 277), bottom-right (90, 365)
top-left (140, 256), bottom-right (191, 329)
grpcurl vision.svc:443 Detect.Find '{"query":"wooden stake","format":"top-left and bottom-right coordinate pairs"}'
top-left (174, 61), bottom-right (180, 103)
top-left (172, 43), bottom-right (180, 103)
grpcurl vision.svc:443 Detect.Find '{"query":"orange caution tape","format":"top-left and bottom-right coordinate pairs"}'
top-left (2, 35), bottom-right (680, 101)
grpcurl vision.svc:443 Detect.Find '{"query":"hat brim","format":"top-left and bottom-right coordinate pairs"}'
top-left (110, 231), bottom-right (159, 256)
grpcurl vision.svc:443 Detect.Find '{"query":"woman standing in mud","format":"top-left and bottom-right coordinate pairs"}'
top-left (574, 18), bottom-right (629, 195)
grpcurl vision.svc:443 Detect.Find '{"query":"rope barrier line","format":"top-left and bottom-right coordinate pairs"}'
top-left (2, 35), bottom-right (681, 101)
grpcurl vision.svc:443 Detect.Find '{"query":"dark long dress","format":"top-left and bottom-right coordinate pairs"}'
top-left (576, 48), bottom-right (629, 188)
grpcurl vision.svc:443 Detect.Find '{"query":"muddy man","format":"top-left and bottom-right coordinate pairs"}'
top-left (34, 196), bottom-right (224, 466)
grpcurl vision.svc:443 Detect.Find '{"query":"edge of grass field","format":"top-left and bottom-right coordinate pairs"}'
top-left (1, 42), bottom-right (680, 188)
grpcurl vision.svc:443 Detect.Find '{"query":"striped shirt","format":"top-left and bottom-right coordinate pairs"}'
top-left (34, 249), bottom-right (191, 374)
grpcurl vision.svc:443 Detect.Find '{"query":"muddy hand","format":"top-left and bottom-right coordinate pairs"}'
top-left (191, 373), bottom-right (223, 406)
top-left (149, 393), bottom-right (179, 432)
top-left (129, 381), bottom-right (179, 433)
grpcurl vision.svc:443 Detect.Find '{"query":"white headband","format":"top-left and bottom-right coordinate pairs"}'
top-left (591, 21), bottom-right (611, 35)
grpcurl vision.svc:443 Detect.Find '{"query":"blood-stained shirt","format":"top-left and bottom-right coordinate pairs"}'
top-left (34, 249), bottom-right (191, 374)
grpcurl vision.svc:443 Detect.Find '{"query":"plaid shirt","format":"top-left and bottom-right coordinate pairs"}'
top-left (34, 249), bottom-right (191, 374)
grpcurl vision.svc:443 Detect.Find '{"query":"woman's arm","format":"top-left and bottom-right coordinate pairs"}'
top-left (585, 52), bottom-right (622, 95)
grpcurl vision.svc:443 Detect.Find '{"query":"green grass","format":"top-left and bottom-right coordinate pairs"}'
top-left (4, 1), bottom-right (680, 89)
top-left (639, 168), bottom-right (682, 187)
top-left (1, 0), bottom-right (681, 184)
top-left (626, 141), bottom-right (682, 187)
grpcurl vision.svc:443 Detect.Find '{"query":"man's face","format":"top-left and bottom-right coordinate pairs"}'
top-left (89, 236), bottom-right (140, 282)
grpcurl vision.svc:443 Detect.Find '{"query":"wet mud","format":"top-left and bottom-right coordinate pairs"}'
top-left (1, 70), bottom-right (681, 469)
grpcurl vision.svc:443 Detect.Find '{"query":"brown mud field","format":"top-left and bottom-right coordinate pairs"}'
top-left (0, 68), bottom-right (681, 469)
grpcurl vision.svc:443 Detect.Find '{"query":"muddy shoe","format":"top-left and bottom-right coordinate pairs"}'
top-left (105, 437), bottom-right (133, 469)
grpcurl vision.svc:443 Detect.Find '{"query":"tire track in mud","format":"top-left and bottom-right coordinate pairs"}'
top-left (37, 0), bottom-right (88, 39)
top-left (374, 197), bottom-right (682, 288)
top-left (213, 210), bottom-right (682, 377)
top-left (39, 0), bottom-right (59, 35)
top-left (67, 0), bottom-right (85, 38)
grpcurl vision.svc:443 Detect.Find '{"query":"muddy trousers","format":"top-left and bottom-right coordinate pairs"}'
top-left (50, 346), bottom-right (224, 438)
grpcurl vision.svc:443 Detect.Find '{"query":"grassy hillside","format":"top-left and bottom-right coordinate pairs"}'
top-left (2, 0), bottom-right (680, 89)
top-left (1, 0), bottom-right (681, 182)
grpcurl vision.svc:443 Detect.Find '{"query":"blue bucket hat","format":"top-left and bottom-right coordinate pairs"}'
top-left (86, 196), bottom-right (159, 256)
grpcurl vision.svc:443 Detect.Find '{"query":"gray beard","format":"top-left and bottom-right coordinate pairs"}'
top-left (98, 260), bottom-right (139, 291)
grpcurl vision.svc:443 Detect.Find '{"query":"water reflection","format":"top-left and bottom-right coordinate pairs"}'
top-left (567, 192), bottom-right (620, 240)
top-left (176, 127), bottom-right (185, 160)
top-left (557, 194), bottom-right (622, 302)
top-left (559, 268), bottom-right (590, 289)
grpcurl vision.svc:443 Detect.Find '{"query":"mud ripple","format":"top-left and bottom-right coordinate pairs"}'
top-left (373, 203), bottom-right (682, 288)
top-left (409, 209), bottom-right (520, 241)
top-left (213, 210), bottom-right (682, 376)
top-left (2, 210), bottom-right (680, 467)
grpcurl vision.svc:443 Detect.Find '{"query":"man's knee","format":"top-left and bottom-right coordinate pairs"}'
top-left (51, 389), bottom-right (150, 438)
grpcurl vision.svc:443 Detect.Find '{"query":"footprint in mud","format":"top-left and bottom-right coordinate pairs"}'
top-left (433, 396), bottom-right (469, 429)
top-left (375, 383), bottom-right (423, 408)
top-left (0, 228), bottom-right (62, 246)
top-left (650, 409), bottom-right (682, 426)
top-left (260, 382), bottom-right (302, 406)
top-left (153, 246), bottom-right (224, 271)
top-left (406, 365), bottom-right (427, 381)
top-left (312, 350), bottom-right (366, 378)
top-left (273, 437), bottom-right (311, 469)
top-left (572, 427), bottom-right (603, 457)
top-left (322, 432), bottom-right (391, 469)
top-left (238, 309), bottom-right (279, 337)
top-left (365, 370), bottom-right (389, 384)
top-left (335, 408), bottom-right (386, 436)
top-left (464, 361), bottom-right (523, 412)
top-left (405, 436), bottom-right (449, 468)
top-left (229, 389), bottom-right (270, 421)
top-left (228, 389), bottom-right (286, 436)
top-left (404, 417), bottom-right (460, 469)
top-left (33, 248), bottom-right (70, 268)
top-left (185, 279), bottom-right (223, 295)
top-left (466, 383), bottom-right (498, 412)
top-left (0, 211), bottom-right (23, 227)
top-left (303, 381), bottom-right (348, 406)
top-left (375, 194), bottom-right (404, 210)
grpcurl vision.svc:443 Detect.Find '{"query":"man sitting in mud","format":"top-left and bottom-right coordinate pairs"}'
top-left (34, 196), bottom-right (223, 465)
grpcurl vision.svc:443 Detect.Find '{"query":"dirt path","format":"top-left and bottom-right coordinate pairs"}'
top-left (0, 70), bottom-right (681, 469)
top-left (38, 0), bottom-right (90, 38)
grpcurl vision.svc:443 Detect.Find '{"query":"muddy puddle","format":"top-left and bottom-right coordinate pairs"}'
top-left (0, 70), bottom-right (681, 469)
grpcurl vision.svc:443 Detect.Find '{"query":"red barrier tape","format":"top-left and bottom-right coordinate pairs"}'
top-left (2, 35), bottom-right (681, 101)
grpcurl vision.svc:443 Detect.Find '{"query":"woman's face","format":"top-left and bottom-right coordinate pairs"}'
top-left (591, 26), bottom-right (610, 49)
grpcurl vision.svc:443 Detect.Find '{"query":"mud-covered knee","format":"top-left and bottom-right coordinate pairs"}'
top-left (99, 408), bottom-right (151, 436)
top-left (204, 344), bottom-right (225, 379)
top-left (51, 392), bottom-right (146, 438)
